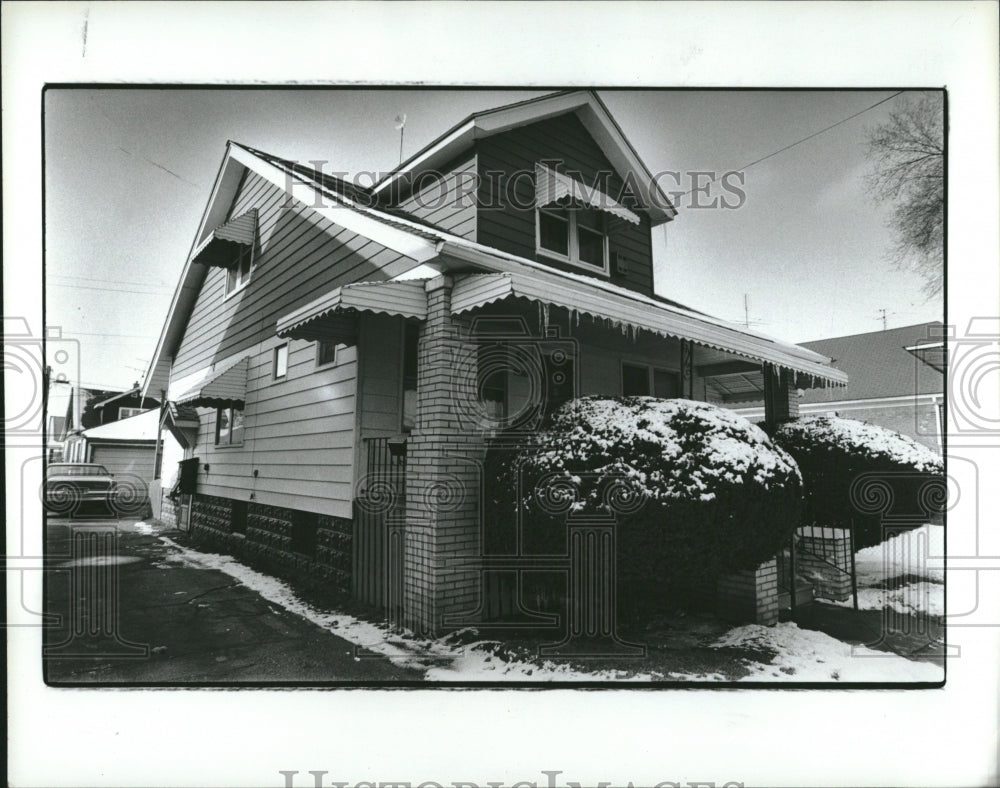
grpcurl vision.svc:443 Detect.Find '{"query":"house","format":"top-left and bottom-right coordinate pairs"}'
top-left (730, 322), bottom-right (945, 453)
top-left (142, 90), bottom-right (847, 634)
top-left (61, 383), bottom-right (160, 462)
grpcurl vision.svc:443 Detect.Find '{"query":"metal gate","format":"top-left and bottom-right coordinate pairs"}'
top-left (352, 437), bottom-right (406, 621)
top-left (778, 522), bottom-right (859, 611)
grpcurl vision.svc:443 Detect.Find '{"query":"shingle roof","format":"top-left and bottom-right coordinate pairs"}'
top-left (798, 322), bottom-right (944, 403)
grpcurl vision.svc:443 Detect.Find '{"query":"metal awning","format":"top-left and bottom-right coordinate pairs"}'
top-left (535, 164), bottom-right (640, 225)
top-left (904, 341), bottom-right (947, 373)
top-left (175, 357), bottom-right (249, 408)
top-left (275, 280), bottom-right (428, 342)
top-left (450, 272), bottom-right (848, 386)
top-left (192, 209), bottom-right (257, 267)
top-left (161, 402), bottom-right (201, 448)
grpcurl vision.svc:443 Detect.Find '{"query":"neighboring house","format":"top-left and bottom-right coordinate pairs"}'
top-left (142, 90), bottom-right (846, 634)
top-left (62, 383), bottom-right (161, 461)
top-left (732, 322), bottom-right (945, 452)
top-left (66, 408), bottom-right (184, 515)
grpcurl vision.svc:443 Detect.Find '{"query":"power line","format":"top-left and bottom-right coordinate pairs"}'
top-left (674, 91), bottom-right (905, 199)
top-left (48, 282), bottom-right (172, 296)
top-left (49, 273), bottom-right (172, 288)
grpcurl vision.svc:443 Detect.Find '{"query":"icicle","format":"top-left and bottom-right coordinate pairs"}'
top-left (542, 302), bottom-right (550, 332)
top-left (575, 309), bottom-right (580, 327)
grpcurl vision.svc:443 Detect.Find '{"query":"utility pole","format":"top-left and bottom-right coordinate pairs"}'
top-left (743, 293), bottom-right (750, 328)
top-left (877, 308), bottom-right (887, 331)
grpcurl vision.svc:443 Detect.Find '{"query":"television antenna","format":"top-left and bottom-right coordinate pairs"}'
top-left (394, 114), bottom-right (407, 166)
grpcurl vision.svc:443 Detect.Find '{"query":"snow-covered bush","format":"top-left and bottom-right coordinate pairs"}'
top-left (483, 397), bottom-right (803, 618)
top-left (772, 416), bottom-right (945, 549)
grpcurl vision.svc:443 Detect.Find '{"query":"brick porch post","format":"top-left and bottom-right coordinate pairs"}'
top-left (763, 363), bottom-right (799, 427)
top-left (404, 276), bottom-right (485, 635)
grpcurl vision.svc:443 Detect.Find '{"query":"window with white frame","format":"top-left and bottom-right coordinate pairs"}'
top-left (273, 343), bottom-right (289, 380)
top-left (536, 204), bottom-right (608, 274)
top-left (215, 406), bottom-right (244, 446)
top-left (225, 246), bottom-right (254, 296)
top-left (316, 340), bottom-right (338, 367)
top-left (117, 406), bottom-right (145, 419)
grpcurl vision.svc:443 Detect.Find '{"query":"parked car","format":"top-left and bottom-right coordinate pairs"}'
top-left (45, 463), bottom-right (116, 516)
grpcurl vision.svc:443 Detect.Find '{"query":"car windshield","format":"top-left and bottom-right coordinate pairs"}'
top-left (47, 464), bottom-right (111, 477)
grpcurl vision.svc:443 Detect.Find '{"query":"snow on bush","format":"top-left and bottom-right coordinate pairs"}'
top-left (772, 416), bottom-right (945, 550)
top-left (775, 416), bottom-right (943, 473)
top-left (483, 397), bottom-right (803, 619)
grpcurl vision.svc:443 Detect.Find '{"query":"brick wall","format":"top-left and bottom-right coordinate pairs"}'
top-left (796, 527), bottom-right (853, 602)
top-left (716, 559), bottom-right (779, 625)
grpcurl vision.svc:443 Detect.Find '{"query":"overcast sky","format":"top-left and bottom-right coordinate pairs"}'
top-left (44, 88), bottom-right (943, 392)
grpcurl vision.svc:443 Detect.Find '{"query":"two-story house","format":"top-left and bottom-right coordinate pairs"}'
top-left (143, 90), bottom-right (846, 634)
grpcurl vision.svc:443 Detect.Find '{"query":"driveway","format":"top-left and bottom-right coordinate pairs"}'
top-left (43, 516), bottom-right (421, 684)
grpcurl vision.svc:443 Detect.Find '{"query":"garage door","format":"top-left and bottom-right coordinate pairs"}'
top-left (89, 443), bottom-right (156, 481)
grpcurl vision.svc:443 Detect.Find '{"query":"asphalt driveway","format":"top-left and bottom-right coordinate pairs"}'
top-left (43, 516), bottom-right (421, 684)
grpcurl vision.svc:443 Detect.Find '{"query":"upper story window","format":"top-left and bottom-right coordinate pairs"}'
top-left (535, 164), bottom-right (639, 276)
top-left (117, 406), bottom-right (145, 419)
top-left (226, 246), bottom-right (254, 296)
top-left (537, 205), bottom-right (608, 273)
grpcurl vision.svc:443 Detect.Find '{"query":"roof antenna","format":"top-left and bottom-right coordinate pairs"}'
top-left (394, 114), bottom-right (407, 167)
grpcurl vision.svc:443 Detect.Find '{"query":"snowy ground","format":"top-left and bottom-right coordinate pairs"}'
top-left (156, 529), bottom-right (943, 683)
top-left (829, 523), bottom-right (944, 617)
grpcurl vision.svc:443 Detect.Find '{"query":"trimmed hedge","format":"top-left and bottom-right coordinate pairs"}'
top-left (771, 416), bottom-right (945, 550)
top-left (484, 396), bottom-right (803, 620)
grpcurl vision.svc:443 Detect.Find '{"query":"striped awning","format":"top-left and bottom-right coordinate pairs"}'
top-left (535, 164), bottom-right (640, 225)
top-left (450, 272), bottom-right (848, 387)
top-left (276, 280), bottom-right (428, 342)
top-left (175, 357), bottom-right (249, 408)
top-left (192, 209), bottom-right (257, 267)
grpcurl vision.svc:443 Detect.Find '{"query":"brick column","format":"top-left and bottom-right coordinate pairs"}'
top-left (404, 276), bottom-right (486, 635)
top-left (796, 527), bottom-right (853, 602)
top-left (716, 559), bottom-right (779, 625)
top-left (763, 363), bottom-right (799, 427)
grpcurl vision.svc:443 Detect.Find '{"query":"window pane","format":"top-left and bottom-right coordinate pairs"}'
top-left (576, 207), bottom-right (603, 231)
top-left (230, 408), bottom-right (244, 444)
top-left (318, 340), bottom-right (338, 366)
top-left (274, 345), bottom-right (288, 378)
top-left (216, 408), bottom-right (230, 444)
top-left (538, 210), bottom-right (569, 256)
top-left (577, 226), bottom-right (605, 267)
top-left (653, 369), bottom-right (681, 398)
top-left (621, 363), bottom-right (650, 396)
top-left (226, 266), bottom-right (238, 293)
top-left (401, 322), bottom-right (420, 431)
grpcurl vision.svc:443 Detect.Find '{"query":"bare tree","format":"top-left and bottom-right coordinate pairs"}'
top-left (865, 93), bottom-right (944, 298)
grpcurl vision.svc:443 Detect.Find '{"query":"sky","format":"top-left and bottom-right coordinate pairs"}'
top-left (43, 87), bottom-right (943, 395)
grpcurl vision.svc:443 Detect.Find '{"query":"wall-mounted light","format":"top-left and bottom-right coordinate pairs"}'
top-left (204, 463), bottom-right (210, 473)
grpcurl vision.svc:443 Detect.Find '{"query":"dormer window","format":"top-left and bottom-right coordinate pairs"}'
top-left (537, 205), bottom-right (608, 274)
top-left (534, 164), bottom-right (639, 276)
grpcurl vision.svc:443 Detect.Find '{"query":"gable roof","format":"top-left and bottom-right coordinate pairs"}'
top-left (371, 90), bottom-right (678, 225)
top-left (81, 408), bottom-right (159, 441)
top-left (143, 134), bottom-right (842, 397)
top-left (798, 322), bottom-right (944, 402)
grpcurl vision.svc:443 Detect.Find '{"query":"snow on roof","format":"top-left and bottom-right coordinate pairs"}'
top-left (81, 408), bottom-right (159, 441)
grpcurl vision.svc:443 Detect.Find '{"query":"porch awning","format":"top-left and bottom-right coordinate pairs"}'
top-left (192, 209), bottom-right (257, 267)
top-left (535, 164), bottom-right (640, 225)
top-left (275, 280), bottom-right (428, 342)
top-left (161, 402), bottom-right (201, 448)
top-left (175, 357), bottom-right (249, 408)
top-left (905, 341), bottom-right (947, 374)
top-left (450, 272), bottom-right (848, 386)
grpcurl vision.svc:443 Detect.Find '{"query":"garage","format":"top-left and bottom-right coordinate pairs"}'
top-left (88, 442), bottom-right (156, 480)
